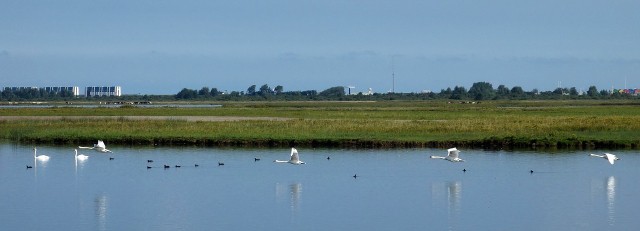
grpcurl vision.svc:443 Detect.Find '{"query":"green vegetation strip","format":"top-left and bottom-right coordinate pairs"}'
top-left (1, 100), bottom-right (639, 149)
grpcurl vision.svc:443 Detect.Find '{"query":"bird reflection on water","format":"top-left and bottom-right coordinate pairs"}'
top-left (591, 176), bottom-right (617, 227)
top-left (447, 181), bottom-right (462, 213)
top-left (95, 194), bottom-right (108, 231)
top-left (606, 176), bottom-right (616, 226)
top-left (432, 181), bottom-right (462, 230)
top-left (289, 183), bottom-right (302, 211)
top-left (276, 182), bottom-right (302, 211)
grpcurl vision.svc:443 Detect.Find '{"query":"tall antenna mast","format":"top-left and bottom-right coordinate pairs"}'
top-left (392, 57), bottom-right (395, 93)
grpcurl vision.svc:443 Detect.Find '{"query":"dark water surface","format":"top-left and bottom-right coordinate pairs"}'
top-left (1, 144), bottom-right (638, 231)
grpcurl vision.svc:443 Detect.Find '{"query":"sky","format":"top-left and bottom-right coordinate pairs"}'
top-left (1, 0), bottom-right (639, 95)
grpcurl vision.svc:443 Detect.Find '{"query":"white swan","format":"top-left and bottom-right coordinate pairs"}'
top-left (79, 140), bottom-right (112, 153)
top-left (33, 147), bottom-right (50, 161)
top-left (590, 153), bottom-right (619, 165)
top-left (430, 147), bottom-right (464, 162)
top-left (75, 149), bottom-right (89, 161)
top-left (274, 148), bottom-right (305, 165)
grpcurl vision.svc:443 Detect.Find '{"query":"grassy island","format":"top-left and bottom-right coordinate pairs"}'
top-left (1, 100), bottom-right (639, 149)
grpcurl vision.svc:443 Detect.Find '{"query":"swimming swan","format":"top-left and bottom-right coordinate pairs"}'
top-left (74, 149), bottom-right (89, 161)
top-left (430, 147), bottom-right (464, 162)
top-left (274, 148), bottom-right (305, 165)
top-left (590, 153), bottom-right (619, 165)
top-left (34, 147), bottom-right (50, 161)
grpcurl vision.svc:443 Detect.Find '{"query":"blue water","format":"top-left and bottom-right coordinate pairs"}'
top-left (1, 144), bottom-right (638, 231)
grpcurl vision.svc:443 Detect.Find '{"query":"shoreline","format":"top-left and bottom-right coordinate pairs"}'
top-left (7, 136), bottom-right (636, 150)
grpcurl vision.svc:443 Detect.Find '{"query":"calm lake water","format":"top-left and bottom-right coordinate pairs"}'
top-left (1, 143), bottom-right (638, 231)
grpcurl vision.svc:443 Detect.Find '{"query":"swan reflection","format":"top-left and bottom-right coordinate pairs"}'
top-left (95, 194), bottom-right (108, 231)
top-left (289, 183), bottom-right (302, 210)
top-left (447, 181), bottom-right (462, 213)
top-left (33, 147), bottom-right (49, 171)
top-left (432, 180), bottom-right (462, 229)
top-left (32, 151), bottom-right (48, 179)
top-left (606, 176), bottom-right (616, 225)
top-left (591, 176), bottom-right (617, 226)
top-left (75, 153), bottom-right (88, 175)
top-left (275, 182), bottom-right (302, 211)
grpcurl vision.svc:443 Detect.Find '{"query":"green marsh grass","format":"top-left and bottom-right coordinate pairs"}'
top-left (1, 100), bottom-right (639, 149)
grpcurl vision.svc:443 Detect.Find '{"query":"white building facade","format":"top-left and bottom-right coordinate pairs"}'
top-left (3, 86), bottom-right (80, 96)
top-left (85, 86), bottom-right (122, 97)
top-left (44, 86), bottom-right (80, 96)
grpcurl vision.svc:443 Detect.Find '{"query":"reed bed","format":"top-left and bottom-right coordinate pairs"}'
top-left (1, 100), bottom-right (639, 149)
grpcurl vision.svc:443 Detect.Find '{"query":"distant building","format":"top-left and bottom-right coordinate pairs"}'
top-left (3, 86), bottom-right (80, 96)
top-left (44, 86), bottom-right (80, 96)
top-left (3, 86), bottom-right (37, 91)
top-left (85, 86), bottom-right (122, 97)
top-left (615, 89), bottom-right (639, 96)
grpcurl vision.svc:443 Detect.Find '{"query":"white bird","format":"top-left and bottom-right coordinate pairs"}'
top-left (33, 147), bottom-right (50, 161)
top-left (590, 153), bottom-right (619, 165)
top-left (79, 140), bottom-right (112, 153)
top-left (274, 148), bottom-right (305, 165)
top-left (74, 149), bottom-right (89, 161)
top-left (430, 147), bottom-right (464, 162)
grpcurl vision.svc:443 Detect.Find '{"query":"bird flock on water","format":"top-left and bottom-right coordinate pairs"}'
top-left (25, 141), bottom-right (623, 177)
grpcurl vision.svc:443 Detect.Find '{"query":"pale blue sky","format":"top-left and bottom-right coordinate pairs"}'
top-left (1, 0), bottom-right (639, 94)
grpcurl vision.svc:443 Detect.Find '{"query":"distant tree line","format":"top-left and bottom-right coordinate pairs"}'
top-left (174, 84), bottom-right (344, 101)
top-left (1, 82), bottom-right (638, 101)
top-left (173, 82), bottom-right (637, 101)
top-left (433, 82), bottom-right (617, 100)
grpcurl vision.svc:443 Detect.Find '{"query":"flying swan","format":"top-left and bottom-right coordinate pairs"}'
top-left (274, 148), bottom-right (305, 165)
top-left (430, 147), bottom-right (464, 162)
top-left (589, 153), bottom-right (619, 165)
top-left (79, 140), bottom-right (112, 153)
